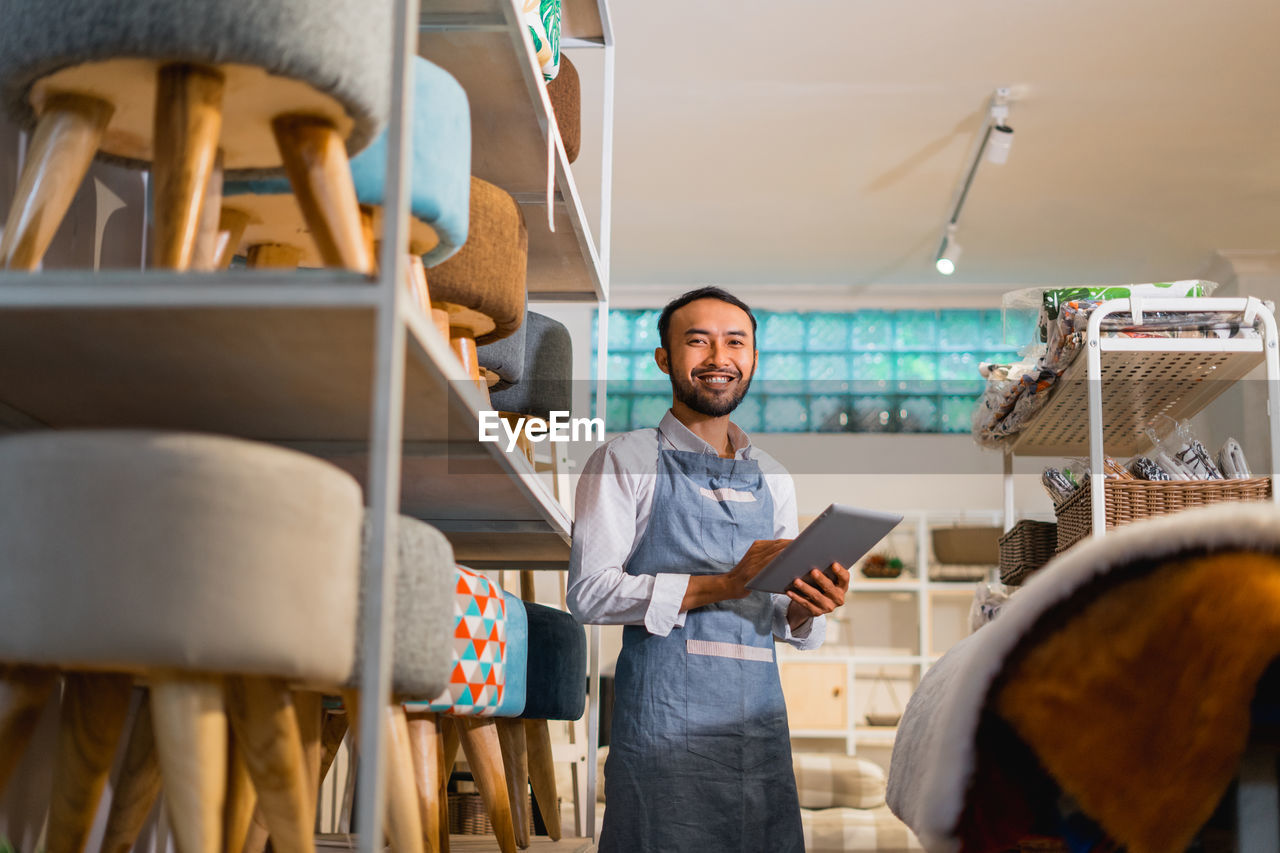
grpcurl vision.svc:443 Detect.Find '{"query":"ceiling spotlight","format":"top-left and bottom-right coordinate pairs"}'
top-left (984, 95), bottom-right (1013, 165)
top-left (935, 226), bottom-right (961, 275)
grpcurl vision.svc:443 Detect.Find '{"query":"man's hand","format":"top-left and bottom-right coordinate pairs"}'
top-left (681, 538), bottom-right (791, 612)
top-left (785, 562), bottom-right (849, 631)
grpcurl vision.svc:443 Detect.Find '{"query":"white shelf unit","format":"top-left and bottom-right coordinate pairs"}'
top-left (778, 510), bottom-right (998, 755)
top-left (0, 1), bottom-right (614, 850)
top-left (1002, 297), bottom-right (1280, 537)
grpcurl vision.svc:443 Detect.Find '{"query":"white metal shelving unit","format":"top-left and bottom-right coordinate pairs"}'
top-left (1002, 297), bottom-right (1280, 535)
top-left (778, 510), bottom-right (996, 754)
top-left (0, 0), bottom-right (614, 850)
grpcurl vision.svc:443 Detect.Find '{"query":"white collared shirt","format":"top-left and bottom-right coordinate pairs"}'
top-left (567, 410), bottom-right (825, 649)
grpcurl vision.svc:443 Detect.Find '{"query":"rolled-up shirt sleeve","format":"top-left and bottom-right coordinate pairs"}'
top-left (567, 443), bottom-right (690, 636)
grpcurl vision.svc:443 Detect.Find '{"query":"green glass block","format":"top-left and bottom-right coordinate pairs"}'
top-left (851, 310), bottom-right (893, 351)
top-left (807, 354), bottom-right (851, 393)
top-left (806, 313), bottom-right (852, 352)
top-left (938, 352), bottom-right (984, 395)
top-left (809, 395), bottom-right (847, 432)
top-left (607, 354), bottom-right (631, 383)
top-left (980, 309), bottom-right (1008, 349)
top-left (733, 396), bottom-right (763, 433)
top-left (633, 353), bottom-right (666, 383)
top-left (893, 311), bottom-right (938, 351)
top-left (852, 352), bottom-right (892, 393)
top-left (632, 395), bottom-right (670, 429)
top-left (759, 352), bottom-right (804, 395)
top-left (760, 313), bottom-right (805, 352)
top-left (897, 397), bottom-right (939, 433)
top-left (894, 353), bottom-right (938, 395)
top-left (631, 309), bottom-right (663, 350)
top-left (939, 396), bottom-right (977, 433)
top-left (605, 394), bottom-right (630, 432)
top-left (936, 311), bottom-right (983, 351)
top-left (851, 396), bottom-right (893, 432)
top-left (607, 310), bottom-right (633, 351)
top-left (763, 395), bottom-right (808, 432)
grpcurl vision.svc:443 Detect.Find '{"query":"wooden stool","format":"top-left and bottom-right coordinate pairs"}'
top-left (220, 55), bottom-right (471, 278)
top-left (0, 0), bottom-right (391, 271)
top-left (425, 178), bottom-right (528, 390)
top-left (0, 431), bottom-right (362, 853)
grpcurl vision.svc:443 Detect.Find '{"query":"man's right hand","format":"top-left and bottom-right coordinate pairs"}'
top-left (681, 538), bottom-right (792, 612)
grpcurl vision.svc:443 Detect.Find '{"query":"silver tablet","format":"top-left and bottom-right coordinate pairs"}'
top-left (745, 503), bottom-right (903, 594)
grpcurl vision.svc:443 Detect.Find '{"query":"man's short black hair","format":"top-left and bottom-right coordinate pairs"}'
top-left (657, 287), bottom-right (758, 351)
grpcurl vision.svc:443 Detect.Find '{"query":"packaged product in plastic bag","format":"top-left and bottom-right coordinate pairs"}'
top-left (1218, 438), bottom-right (1251, 479)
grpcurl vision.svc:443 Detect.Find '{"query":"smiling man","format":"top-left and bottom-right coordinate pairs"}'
top-left (568, 286), bottom-right (850, 852)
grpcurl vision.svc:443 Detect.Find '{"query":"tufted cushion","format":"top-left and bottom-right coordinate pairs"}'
top-left (547, 53), bottom-right (579, 164)
top-left (0, 431), bottom-right (361, 684)
top-left (793, 753), bottom-right (887, 810)
top-left (0, 0), bottom-right (391, 177)
top-left (477, 301), bottom-right (528, 390)
top-left (489, 312), bottom-right (573, 418)
top-left (350, 514), bottom-right (454, 699)
top-left (224, 56), bottom-right (470, 265)
top-left (492, 592), bottom-right (528, 717)
top-left (426, 177), bottom-right (527, 345)
top-left (519, 602), bottom-right (585, 721)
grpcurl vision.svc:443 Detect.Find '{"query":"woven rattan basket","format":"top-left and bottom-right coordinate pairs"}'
top-left (998, 520), bottom-right (1058, 586)
top-left (448, 791), bottom-right (536, 836)
top-left (1055, 477), bottom-right (1272, 552)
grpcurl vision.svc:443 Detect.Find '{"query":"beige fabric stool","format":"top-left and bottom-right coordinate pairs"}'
top-left (0, 431), bottom-right (362, 853)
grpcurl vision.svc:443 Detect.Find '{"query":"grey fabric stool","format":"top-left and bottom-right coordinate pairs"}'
top-left (0, 430), bottom-right (362, 853)
top-left (489, 312), bottom-right (573, 419)
top-left (0, 0), bottom-right (390, 272)
top-left (476, 296), bottom-right (529, 391)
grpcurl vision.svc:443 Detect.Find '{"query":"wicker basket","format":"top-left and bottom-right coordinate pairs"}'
top-left (448, 791), bottom-right (536, 836)
top-left (997, 520), bottom-right (1058, 586)
top-left (1055, 477), bottom-right (1272, 552)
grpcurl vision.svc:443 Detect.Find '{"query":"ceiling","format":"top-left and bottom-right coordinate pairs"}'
top-left (567, 0), bottom-right (1280, 295)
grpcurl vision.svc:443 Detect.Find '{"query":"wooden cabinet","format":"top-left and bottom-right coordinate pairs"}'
top-left (779, 661), bottom-right (847, 733)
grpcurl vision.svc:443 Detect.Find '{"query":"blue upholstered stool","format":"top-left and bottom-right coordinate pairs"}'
top-left (0, 0), bottom-right (391, 272)
top-left (222, 55), bottom-right (470, 273)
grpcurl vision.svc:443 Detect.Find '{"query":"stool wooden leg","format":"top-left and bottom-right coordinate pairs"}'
top-left (272, 116), bottom-right (372, 273)
top-left (387, 705), bottom-right (426, 853)
top-left (152, 64), bottom-right (225, 271)
top-left (240, 811), bottom-right (270, 853)
top-left (245, 243), bottom-right (303, 269)
top-left (318, 709), bottom-right (349, 789)
top-left (439, 718), bottom-right (459, 853)
top-left (223, 730), bottom-right (255, 853)
top-left (406, 711), bottom-right (445, 853)
top-left (191, 151), bottom-right (225, 271)
top-left (455, 718), bottom-right (516, 853)
top-left (0, 93), bottom-right (113, 270)
top-left (47, 673), bottom-right (133, 853)
top-left (495, 719), bottom-right (529, 848)
top-left (99, 695), bottom-right (164, 853)
top-left (295, 691), bottom-right (324, 800)
top-left (151, 677), bottom-right (227, 853)
top-left (215, 208), bottom-right (251, 270)
top-left (0, 665), bottom-right (56, 796)
top-left (523, 719), bottom-right (561, 840)
top-left (225, 676), bottom-right (312, 853)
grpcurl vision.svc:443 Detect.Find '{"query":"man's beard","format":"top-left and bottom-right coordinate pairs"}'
top-left (670, 370), bottom-right (753, 417)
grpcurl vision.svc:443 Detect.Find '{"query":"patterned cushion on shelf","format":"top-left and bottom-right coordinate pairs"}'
top-left (800, 805), bottom-right (925, 853)
top-left (412, 566), bottom-right (512, 716)
top-left (793, 753), bottom-right (887, 810)
top-left (523, 0), bottom-right (560, 82)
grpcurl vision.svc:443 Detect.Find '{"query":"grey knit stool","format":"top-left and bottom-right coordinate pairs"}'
top-left (0, 431), bottom-right (362, 853)
top-left (0, 0), bottom-right (390, 272)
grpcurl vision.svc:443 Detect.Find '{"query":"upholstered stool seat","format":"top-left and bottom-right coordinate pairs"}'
top-left (477, 304), bottom-right (528, 390)
top-left (490, 311), bottom-right (573, 418)
top-left (0, 0), bottom-right (390, 271)
top-left (520, 603), bottom-right (586, 723)
top-left (547, 54), bottom-right (580, 164)
top-left (222, 56), bottom-right (471, 270)
top-left (0, 430), bottom-right (362, 853)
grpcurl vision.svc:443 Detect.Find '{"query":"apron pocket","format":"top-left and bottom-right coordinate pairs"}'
top-left (685, 648), bottom-right (748, 770)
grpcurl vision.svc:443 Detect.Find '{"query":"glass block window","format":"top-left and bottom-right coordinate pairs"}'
top-left (594, 309), bottom-right (1017, 434)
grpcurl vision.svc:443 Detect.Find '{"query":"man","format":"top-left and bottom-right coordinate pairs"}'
top-left (568, 287), bottom-right (850, 852)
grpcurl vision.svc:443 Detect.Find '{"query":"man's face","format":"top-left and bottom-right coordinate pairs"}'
top-left (655, 298), bottom-right (758, 417)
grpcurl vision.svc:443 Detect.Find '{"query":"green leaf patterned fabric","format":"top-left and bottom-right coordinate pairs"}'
top-left (523, 0), bottom-right (561, 82)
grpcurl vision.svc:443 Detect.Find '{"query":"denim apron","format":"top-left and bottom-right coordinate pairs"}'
top-left (598, 434), bottom-right (804, 853)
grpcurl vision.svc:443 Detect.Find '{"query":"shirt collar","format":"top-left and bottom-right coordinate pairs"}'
top-left (658, 409), bottom-right (754, 460)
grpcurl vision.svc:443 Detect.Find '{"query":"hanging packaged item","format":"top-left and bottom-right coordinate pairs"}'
top-left (1218, 438), bottom-right (1251, 479)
